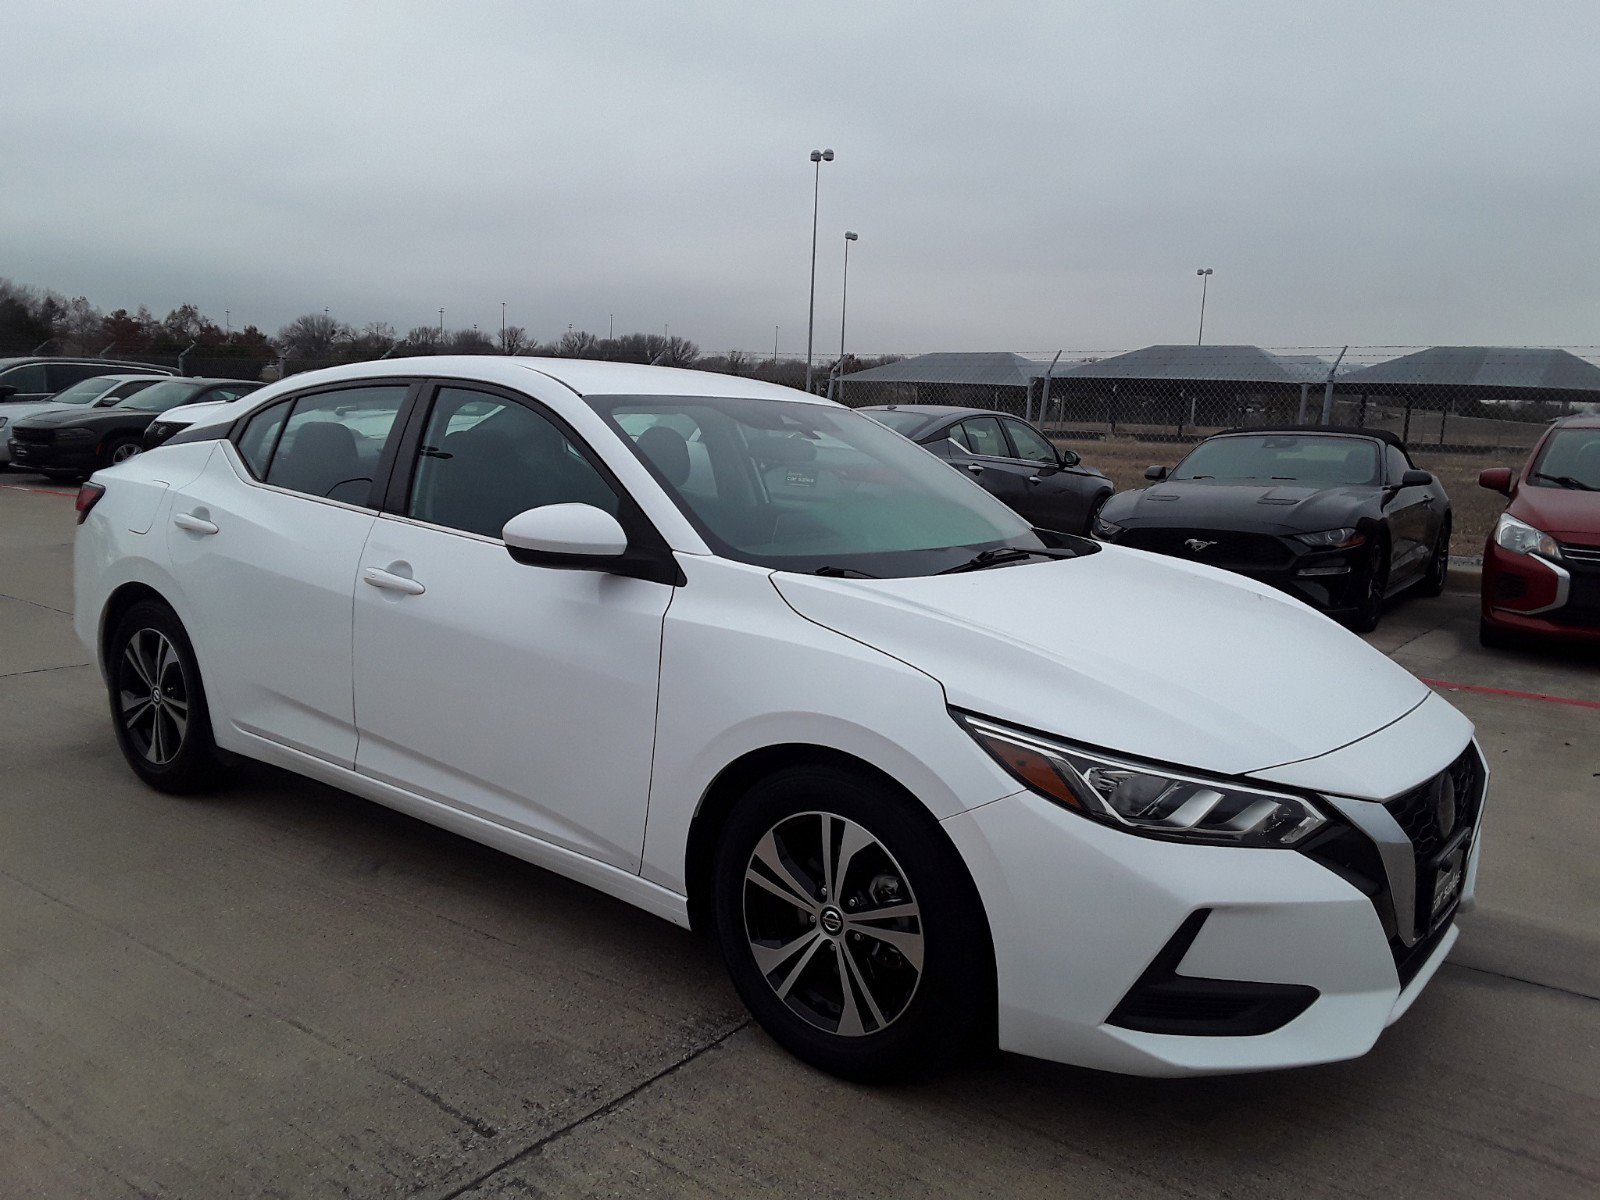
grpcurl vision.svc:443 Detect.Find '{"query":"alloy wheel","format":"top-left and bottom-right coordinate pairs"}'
top-left (110, 442), bottom-right (141, 463)
top-left (742, 811), bottom-right (924, 1037)
top-left (117, 628), bottom-right (189, 765)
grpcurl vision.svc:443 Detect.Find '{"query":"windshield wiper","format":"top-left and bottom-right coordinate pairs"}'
top-left (813, 565), bottom-right (880, 578)
top-left (1532, 472), bottom-right (1597, 492)
top-left (937, 547), bottom-right (1076, 575)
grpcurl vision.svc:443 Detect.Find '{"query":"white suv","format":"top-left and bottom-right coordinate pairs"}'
top-left (73, 357), bottom-right (1486, 1080)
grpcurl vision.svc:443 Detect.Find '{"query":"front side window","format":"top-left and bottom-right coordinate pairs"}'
top-left (1004, 419), bottom-right (1057, 464)
top-left (595, 394), bottom-right (1043, 577)
top-left (0, 364), bottom-right (48, 394)
top-left (958, 416), bottom-right (1008, 458)
top-left (263, 386), bottom-right (407, 503)
top-left (1529, 427), bottom-right (1600, 490)
top-left (1172, 434), bottom-right (1381, 486)
top-left (408, 387), bottom-right (619, 538)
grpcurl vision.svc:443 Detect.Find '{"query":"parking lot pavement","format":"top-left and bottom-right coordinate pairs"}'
top-left (2, 479), bottom-right (1597, 1199)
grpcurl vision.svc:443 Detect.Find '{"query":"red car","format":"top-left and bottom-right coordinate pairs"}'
top-left (1478, 414), bottom-right (1600, 647)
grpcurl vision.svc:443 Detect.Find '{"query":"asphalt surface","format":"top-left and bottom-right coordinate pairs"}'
top-left (1, 474), bottom-right (1596, 1199)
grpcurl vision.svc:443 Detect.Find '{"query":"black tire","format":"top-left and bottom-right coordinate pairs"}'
top-left (107, 600), bottom-right (228, 794)
top-left (1417, 517), bottom-right (1451, 598)
top-left (1084, 489), bottom-right (1112, 536)
top-left (103, 437), bottom-right (142, 468)
top-left (1347, 538), bottom-right (1390, 633)
top-left (711, 764), bottom-right (994, 1082)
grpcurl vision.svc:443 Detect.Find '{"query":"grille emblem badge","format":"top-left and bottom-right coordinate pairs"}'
top-left (1184, 539), bottom-right (1217, 553)
top-left (1435, 774), bottom-right (1457, 838)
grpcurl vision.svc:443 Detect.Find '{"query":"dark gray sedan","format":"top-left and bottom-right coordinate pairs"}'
top-left (862, 405), bottom-right (1113, 534)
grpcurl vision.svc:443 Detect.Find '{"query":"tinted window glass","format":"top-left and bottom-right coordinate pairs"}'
top-left (0, 364), bottom-right (48, 394)
top-left (117, 380), bottom-right (207, 411)
top-left (959, 416), bottom-right (1008, 458)
top-left (1172, 434), bottom-right (1380, 486)
top-left (944, 423), bottom-right (973, 451)
top-left (1385, 444), bottom-right (1411, 483)
top-left (1004, 419), bottom-right (1057, 464)
top-left (45, 362), bottom-right (109, 390)
top-left (867, 410), bottom-right (930, 435)
top-left (266, 386), bottom-right (407, 504)
top-left (108, 379), bottom-right (158, 400)
top-left (237, 400), bottom-right (291, 479)
top-left (409, 387), bottom-right (619, 538)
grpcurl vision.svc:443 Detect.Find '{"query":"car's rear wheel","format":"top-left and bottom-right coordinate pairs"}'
top-left (105, 437), bottom-right (142, 467)
top-left (107, 600), bottom-right (228, 794)
top-left (711, 764), bottom-right (993, 1082)
top-left (1417, 517), bottom-right (1452, 598)
top-left (1348, 538), bottom-right (1390, 633)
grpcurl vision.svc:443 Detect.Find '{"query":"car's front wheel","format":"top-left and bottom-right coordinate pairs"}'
top-left (1348, 538), bottom-right (1390, 633)
top-left (712, 764), bottom-right (994, 1081)
top-left (107, 600), bottom-right (228, 794)
top-left (1417, 516), bottom-right (1452, 598)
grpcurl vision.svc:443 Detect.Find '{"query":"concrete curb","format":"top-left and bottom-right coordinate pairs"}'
top-left (1445, 559), bottom-right (1483, 595)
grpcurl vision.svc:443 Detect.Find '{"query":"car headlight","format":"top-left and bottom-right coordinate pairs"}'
top-left (146, 422), bottom-right (179, 445)
top-left (955, 712), bottom-right (1326, 847)
top-left (1493, 512), bottom-right (1560, 560)
top-left (1293, 527), bottom-right (1365, 550)
top-left (1091, 514), bottom-right (1124, 541)
top-left (55, 428), bottom-right (96, 443)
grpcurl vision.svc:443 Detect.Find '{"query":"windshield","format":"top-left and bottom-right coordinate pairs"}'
top-left (1172, 434), bottom-right (1380, 485)
top-left (1528, 428), bottom-right (1600, 490)
top-left (593, 394), bottom-right (1051, 576)
top-left (117, 380), bottom-right (205, 412)
top-left (47, 376), bottom-right (119, 406)
top-left (867, 409), bottom-right (932, 436)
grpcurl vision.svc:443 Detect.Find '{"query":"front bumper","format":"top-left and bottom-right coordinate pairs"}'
top-left (7, 437), bottom-right (96, 474)
top-left (1107, 529), bottom-right (1371, 615)
top-left (1480, 537), bottom-right (1600, 642)
top-left (943, 724), bottom-right (1484, 1076)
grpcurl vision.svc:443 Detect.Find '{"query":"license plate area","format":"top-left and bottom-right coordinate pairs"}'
top-left (1427, 837), bottom-right (1469, 926)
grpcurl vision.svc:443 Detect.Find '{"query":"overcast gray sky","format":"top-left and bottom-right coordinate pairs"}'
top-left (5, 0), bottom-right (1599, 357)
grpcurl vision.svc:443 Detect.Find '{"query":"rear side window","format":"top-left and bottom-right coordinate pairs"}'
top-left (237, 400), bottom-right (292, 479)
top-left (262, 386), bottom-right (408, 504)
top-left (958, 416), bottom-right (1008, 458)
top-left (45, 362), bottom-right (108, 390)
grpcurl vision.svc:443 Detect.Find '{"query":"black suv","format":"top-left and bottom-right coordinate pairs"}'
top-left (0, 357), bottom-right (171, 405)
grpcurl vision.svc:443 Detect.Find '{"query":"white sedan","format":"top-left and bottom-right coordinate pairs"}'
top-left (73, 357), bottom-right (1486, 1080)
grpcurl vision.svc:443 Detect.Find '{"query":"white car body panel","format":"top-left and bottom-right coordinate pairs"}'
top-left (73, 356), bottom-right (1485, 1078)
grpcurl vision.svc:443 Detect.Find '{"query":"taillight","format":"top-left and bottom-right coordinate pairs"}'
top-left (75, 482), bottom-right (106, 525)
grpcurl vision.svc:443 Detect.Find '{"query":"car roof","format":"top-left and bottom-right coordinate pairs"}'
top-left (1549, 413), bottom-right (1600, 430)
top-left (0, 357), bottom-right (171, 371)
top-left (1211, 424), bottom-right (1409, 451)
top-left (860, 404), bottom-right (994, 419)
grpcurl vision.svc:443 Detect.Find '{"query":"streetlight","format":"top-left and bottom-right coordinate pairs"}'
top-left (501, 301), bottom-right (506, 351)
top-left (837, 231), bottom-right (859, 398)
top-left (804, 147), bottom-right (835, 393)
top-left (1195, 269), bottom-right (1213, 345)
top-left (438, 307), bottom-right (445, 336)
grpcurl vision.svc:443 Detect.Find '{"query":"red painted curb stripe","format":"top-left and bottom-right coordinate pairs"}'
top-left (1421, 678), bottom-right (1600, 711)
top-left (0, 483), bottom-right (78, 497)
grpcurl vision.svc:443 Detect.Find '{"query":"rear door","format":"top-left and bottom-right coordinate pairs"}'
top-left (949, 415), bottom-right (1032, 513)
top-left (165, 380), bottom-right (414, 765)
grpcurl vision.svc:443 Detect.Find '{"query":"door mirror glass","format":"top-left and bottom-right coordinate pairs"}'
top-left (503, 503), bottom-right (628, 567)
top-left (1477, 467), bottom-right (1513, 496)
top-left (1145, 464), bottom-right (1169, 481)
top-left (1060, 448), bottom-right (1081, 467)
top-left (1400, 468), bottom-right (1433, 487)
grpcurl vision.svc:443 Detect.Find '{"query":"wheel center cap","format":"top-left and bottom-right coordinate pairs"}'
top-left (819, 907), bottom-right (844, 935)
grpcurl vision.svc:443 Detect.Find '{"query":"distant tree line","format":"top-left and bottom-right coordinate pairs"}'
top-left (0, 276), bottom-right (901, 389)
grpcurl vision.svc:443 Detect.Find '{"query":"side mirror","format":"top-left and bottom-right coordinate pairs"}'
top-left (1059, 448), bottom-right (1081, 467)
top-left (1478, 467), bottom-right (1513, 496)
top-left (503, 503), bottom-right (627, 567)
top-left (1144, 465), bottom-right (1169, 481)
top-left (0, 385), bottom-right (17, 401)
top-left (1400, 469), bottom-right (1434, 487)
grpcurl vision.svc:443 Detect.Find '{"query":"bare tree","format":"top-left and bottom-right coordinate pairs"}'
top-left (557, 329), bottom-right (601, 358)
top-left (498, 325), bottom-right (534, 355)
top-left (277, 312), bottom-right (345, 356)
top-left (447, 327), bottom-right (496, 354)
top-left (402, 325), bottom-right (442, 353)
top-left (54, 296), bottom-right (104, 353)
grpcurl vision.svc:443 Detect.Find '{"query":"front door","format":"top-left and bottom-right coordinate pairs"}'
top-left (352, 383), bottom-right (673, 872)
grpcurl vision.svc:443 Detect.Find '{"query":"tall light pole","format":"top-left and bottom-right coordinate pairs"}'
top-left (501, 300), bottom-right (506, 351)
top-left (438, 307), bottom-right (445, 336)
top-left (1195, 268), bottom-right (1214, 345)
top-left (804, 147), bottom-right (835, 393)
top-left (837, 231), bottom-right (859, 394)
top-left (773, 325), bottom-right (779, 364)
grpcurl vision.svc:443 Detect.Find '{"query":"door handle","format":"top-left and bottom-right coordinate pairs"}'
top-left (1027, 476), bottom-right (1043, 485)
top-left (173, 512), bottom-right (218, 535)
top-left (966, 463), bottom-right (985, 475)
top-left (362, 567), bottom-right (425, 596)
top-left (1420, 495), bottom-right (1435, 506)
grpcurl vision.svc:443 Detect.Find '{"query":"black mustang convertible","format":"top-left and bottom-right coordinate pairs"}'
top-left (1093, 426), bottom-right (1452, 631)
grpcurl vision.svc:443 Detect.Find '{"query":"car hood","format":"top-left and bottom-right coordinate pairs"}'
top-left (1104, 481), bottom-right (1376, 532)
top-left (1510, 484), bottom-right (1600, 539)
top-left (771, 546), bottom-right (1429, 778)
top-left (1, 402), bottom-right (79, 426)
top-left (16, 407), bottom-right (149, 430)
